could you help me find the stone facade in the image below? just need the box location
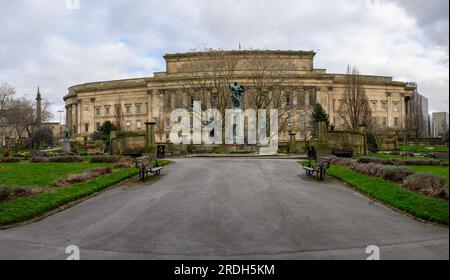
[64,50,418,142]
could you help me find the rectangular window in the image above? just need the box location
[212,95,219,107]
[285,96,291,107]
[137,121,142,130]
[154,118,159,128]
[261,95,267,107]
[166,134,170,142]
[394,117,399,127]
[393,102,399,112]
[96,122,100,131]
[287,116,293,124]
[371,100,377,112]
[126,121,131,130]
[95,107,101,116]
[105,106,110,115]
[136,104,141,114]
[381,101,387,112]
[125,105,131,114]
[339,100,345,111]
[165,117,171,128]
[85,123,89,132]
[300,115,306,124]
[115,105,120,114]
[382,117,387,126]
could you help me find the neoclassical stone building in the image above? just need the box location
[64,50,420,142]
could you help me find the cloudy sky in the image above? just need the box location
[0,0,448,121]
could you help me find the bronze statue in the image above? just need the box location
[229,82,245,109]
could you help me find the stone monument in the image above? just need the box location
[62,127,71,153]
[227,82,246,144]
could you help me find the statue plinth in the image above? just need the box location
[62,139,71,153]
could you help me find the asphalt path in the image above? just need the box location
[0,158,448,259]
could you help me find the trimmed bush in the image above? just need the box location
[431,152,449,159]
[54,167,113,187]
[403,158,441,166]
[0,187,10,202]
[0,186,33,203]
[376,165,415,182]
[328,156,356,168]
[0,157,21,163]
[48,156,83,163]
[114,160,133,169]
[30,157,50,163]
[90,156,120,163]
[402,173,449,199]
[331,157,415,183]
[30,151,49,158]
[357,157,442,166]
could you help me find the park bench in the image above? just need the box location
[302,157,331,181]
[135,157,163,181]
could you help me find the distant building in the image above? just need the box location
[418,94,430,137]
[432,112,449,138]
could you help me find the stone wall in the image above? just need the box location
[327,131,366,156]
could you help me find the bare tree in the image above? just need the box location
[4,98,33,142]
[244,54,302,134]
[0,82,15,118]
[32,126,54,149]
[113,103,125,131]
[180,48,239,119]
[340,66,372,130]
[4,97,53,142]
[406,92,424,145]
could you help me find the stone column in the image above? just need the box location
[289,131,296,154]
[359,124,368,156]
[386,92,392,128]
[91,98,96,134]
[110,129,117,155]
[145,121,157,156]
[77,101,82,135]
[316,121,330,158]
[327,87,334,126]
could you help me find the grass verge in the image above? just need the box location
[0,168,139,226]
[406,165,449,181]
[400,145,448,153]
[0,162,114,187]
[326,165,449,225]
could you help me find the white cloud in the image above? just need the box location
[0,0,448,121]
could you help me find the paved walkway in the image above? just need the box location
[0,158,448,259]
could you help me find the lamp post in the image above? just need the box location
[57,110,64,124]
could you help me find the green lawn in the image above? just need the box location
[400,145,448,153]
[326,165,449,225]
[0,159,172,226]
[368,153,408,159]
[0,168,139,225]
[0,162,113,188]
[407,165,449,181]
